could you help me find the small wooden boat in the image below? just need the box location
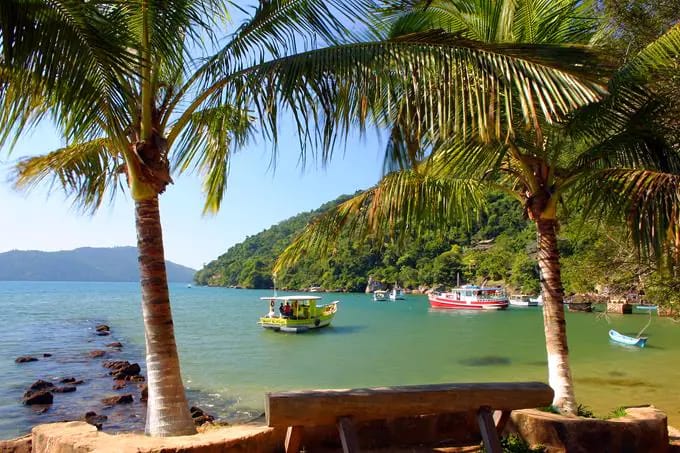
[388,288,405,301]
[259,296,338,333]
[608,329,647,348]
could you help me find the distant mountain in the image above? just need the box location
[0,247,195,282]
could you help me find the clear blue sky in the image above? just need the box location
[0,120,386,270]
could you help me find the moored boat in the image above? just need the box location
[258,295,338,333]
[373,290,388,302]
[428,285,508,310]
[388,288,405,301]
[609,329,647,347]
[509,294,538,307]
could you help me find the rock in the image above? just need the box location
[95,324,110,332]
[0,434,32,453]
[112,380,127,390]
[95,331,110,336]
[103,360,129,369]
[59,377,84,385]
[140,384,148,402]
[42,353,52,358]
[53,386,77,393]
[84,411,108,430]
[23,390,53,405]
[106,342,123,348]
[110,363,141,379]
[124,374,145,382]
[28,380,54,391]
[190,406,215,426]
[15,356,38,363]
[36,407,49,414]
[101,394,133,405]
[89,350,106,358]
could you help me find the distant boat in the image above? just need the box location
[429,285,509,310]
[308,286,322,293]
[636,305,657,311]
[186,284,192,288]
[373,290,388,302]
[609,329,647,348]
[388,288,405,301]
[258,295,338,333]
[509,294,538,307]
[529,294,543,305]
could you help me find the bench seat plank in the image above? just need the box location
[266,382,552,427]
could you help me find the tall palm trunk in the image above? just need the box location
[135,197,196,436]
[536,218,577,415]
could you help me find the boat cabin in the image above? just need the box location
[259,295,339,333]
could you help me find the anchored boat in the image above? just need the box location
[389,288,405,301]
[373,290,388,302]
[429,285,509,310]
[608,329,647,348]
[509,294,538,307]
[258,295,338,333]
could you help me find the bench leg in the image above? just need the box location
[494,409,511,435]
[337,416,360,453]
[285,425,304,453]
[477,406,503,453]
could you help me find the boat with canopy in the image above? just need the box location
[258,295,338,333]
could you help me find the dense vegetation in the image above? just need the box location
[195,192,624,294]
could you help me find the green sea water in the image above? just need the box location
[1,281,678,439]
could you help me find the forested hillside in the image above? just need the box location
[196,192,549,292]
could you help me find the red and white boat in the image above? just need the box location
[429,285,509,310]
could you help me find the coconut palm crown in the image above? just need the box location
[273,4,680,415]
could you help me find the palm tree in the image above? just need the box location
[273,7,680,414]
[2,0,621,432]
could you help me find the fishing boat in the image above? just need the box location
[258,295,338,333]
[388,287,405,301]
[529,294,543,305]
[509,294,538,307]
[608,329,647,348]
[428,285,509,310]
[373,290,388,302]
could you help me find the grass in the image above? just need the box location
[500,435,545,453]
[538,404,626,420]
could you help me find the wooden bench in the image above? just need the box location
[265,381,553,453]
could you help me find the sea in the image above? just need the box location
[1,281,679,439]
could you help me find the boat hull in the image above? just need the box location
[509,300,538,307]
[259,302,338,333]
[609,329,647,347]
[428,295,508,310]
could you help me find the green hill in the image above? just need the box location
[195,192,542,292]
[0,246,195,282]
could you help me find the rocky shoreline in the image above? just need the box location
[11,322,215,437]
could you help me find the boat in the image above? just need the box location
[609,329,647,347]
[428,285,509,310]
[373,290,388,302]
[509,294,538,307]
[258,295,338,333]
[388,288,405,301]
[308,286,322,292]
[186,284,192,288]
[529,294,543,305]
[636,304,658,311]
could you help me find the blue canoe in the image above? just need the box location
[609,329,647,348]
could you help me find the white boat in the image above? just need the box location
[509,294,538,307]
[388,288,405,301]
[429,285,509,310]
[529,294,543,305]
[609,329,647,347]
[373,290,388,302]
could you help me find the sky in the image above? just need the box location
[0,121,386,270]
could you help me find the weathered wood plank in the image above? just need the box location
[478,407,502,453]
[266,382,552,427]
[285,425,303,453]
[337,416,360,453]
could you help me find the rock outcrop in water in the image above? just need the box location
[14,356,38,363]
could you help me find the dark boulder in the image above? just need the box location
[88,350,106,358]
[112,380,127,390]
[42,353,52,358]
[84,411,108,430]
[28,380,54,391]
[190,406,215,426]
[101,394,133,405]
[59,377,84,385]
[95,324,110,332]
[23,390,53,405]
[52,386,76,393]
[15,356,38,364]
[106,342,123,348]
[95,331,110,336]
[140,384,148,402]
[111,363,141,379]
[103,360,129,369]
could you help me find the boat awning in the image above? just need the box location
[260,295,322,301]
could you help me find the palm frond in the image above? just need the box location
[12,138,125,213]
[171,104,255,214]
[274,168,484,273]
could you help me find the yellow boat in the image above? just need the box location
[258,295,339,333]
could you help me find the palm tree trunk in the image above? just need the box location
[135,196,196,436]
[536,218,577,415]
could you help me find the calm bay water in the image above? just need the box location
[1,281,679,439]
